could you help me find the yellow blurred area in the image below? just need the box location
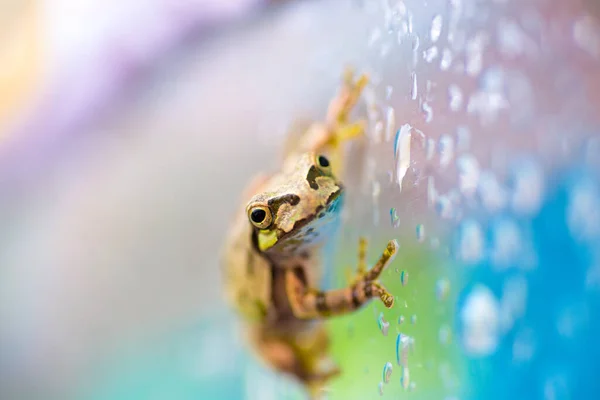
[0,1,41,134]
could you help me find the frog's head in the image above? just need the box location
[246,152,344,254]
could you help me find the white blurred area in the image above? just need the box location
[0,1,383,398]
[1,0,600,399]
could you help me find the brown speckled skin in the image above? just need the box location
[221,71,398,399]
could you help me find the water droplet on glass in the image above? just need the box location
[422,102,433,123]
[456,126,471,152]
[430,14,443,43]
[398,315,405,325]
[424,46,439,63]
[460,285,499,356]
[509,159,544,216]
[573,15,600,59]
[411,314,417,325]
[436,278,450,301]
[466,32,489,76]
[457,154,480,197]
[426,138,436,161]
[439,134,454,168]
[378,312,390,336]
[448,84,463,111]
[457,219,484,264]
[478,171,508,212]
[378,381,384,396]
[567,179,600,241]
[439,325,452,345]
[382,362,393,384]
[440,48,453,70]
[400,270,409,286]
[427,176,438,207]
[400,366,410,390]
[411,72,418,100]
[490,218,522,268]
[396,333,415,367]
[409,381,417,391]
[412,35,420,51]
[416,224,425,242]
[390,207,400,228]
[368,27,382,47]
[374,120,384,143]
[394,124,413,192]
[386,85,393,100]
[498,19,525,58]
[386,106,396,141]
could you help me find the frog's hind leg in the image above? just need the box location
[295,327,341,399]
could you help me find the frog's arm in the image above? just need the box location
[284,240,398,319]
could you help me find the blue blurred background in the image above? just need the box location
[0,0,599,399]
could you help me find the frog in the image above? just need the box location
[221,70,398,399]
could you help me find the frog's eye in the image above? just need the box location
[248,205,273,229]
[315,154,331,173]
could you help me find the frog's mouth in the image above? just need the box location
[273,187,344,250]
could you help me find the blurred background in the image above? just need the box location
[0,0,599,399]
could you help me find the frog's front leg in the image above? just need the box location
[285,240,398,319]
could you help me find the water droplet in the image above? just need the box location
[394,124,413,192]
[386,106,396,141]
[567,179,600,241]
[373,120,384,143]
[411,72,418,100]
[509,159,544,216]
[512,328,535,363]
[438,134,454,167]
[456,126,471,152]
[440,48,453,70]
[430,14,443,43]
[436,278,450,301]
[400,366,410,390]
[427,176,438,207]
[490,218,522,268]
[416,224,426,242]
[448,84,463,111]
[466,32,489,76]
[378,381,384,396]
[498,19,525,58]
[411,314,417,324]
[457,219,484,264]
[386,85,393,100]
[426,138,436,161]
[412,35,420,51]
[478,171,508,212]
[400,270,409,286]
[378,312,390,336]
[439,325,452,345]
[409,381,416,391]
[398,315,405,325]
[457,154,480,197]
[460,285,499,356]
[368,27,382,47]
[396,333,414,367]
[422,102,433,123]
[424,46,439,63]
[573,15,600,59]
[382,362,393,384]
[390,208,400,228]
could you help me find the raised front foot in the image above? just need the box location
[347,237,398,309]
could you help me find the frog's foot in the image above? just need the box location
[349,238,398,309]
[326,68,369,126]
[303,359,341,400]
